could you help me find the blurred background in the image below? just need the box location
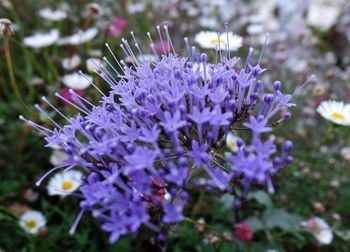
[1,0,350,251]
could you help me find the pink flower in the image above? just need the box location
[59,88,83,103]
[141,176,168,207]
[155,40,171,54]
[151,176,167,202]
[107,17,128,38]
[314,97,325,107]
[235,221,253,242]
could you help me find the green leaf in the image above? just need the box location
[249,242,287,252]
[263,208,303,231]
[334,230,350,241]
[247,216,265,232]
[219,193,234,212]
[249,191,273,209]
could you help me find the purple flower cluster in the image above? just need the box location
[227,115,293,198]
[22,25,299,242]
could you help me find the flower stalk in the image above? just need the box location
[1,18,30,112]
[315,124,334,150]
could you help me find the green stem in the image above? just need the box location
[3,33,31,113]
[184,217,215,230]
[315,124,334,150]
[43,48,58,82]
[344,126,350,144]
[191,188,205,217]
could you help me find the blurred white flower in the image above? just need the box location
[317,100,350,126]
[23,29,59,48]
[49,144,62,150]
[285,57,308,73]
[198,0,240,25]
[307,0,346,31]
[30,76,44,86]
[340,147,350,161]
[127,2,145,14]
[61,55,81,70]
[195,31,242,51]
[302,217,333,244]
[86,58,102,72]
[50,150,68,166]
[83,3,103,19]
[250,0,279,33]
[226,132,241,152]
[313,84,326,97]
[88,49,103,57]
[276,0,308,38]
[192,63,211,82]
[247,24,265,35]
[182,2,199,17]
[198,17,218,29]
[38,7,67,21]
[137,54,157,63]
[1,0,13,9]
[19,210,46,234]
[47,170,82,196]
[58,27,98,45]
[62,72,92,90]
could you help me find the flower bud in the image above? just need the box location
[263,94,274,104]
[273,81,281,91]
[283,112,291,119]
[200,53,208,62]
[286,156,293,164]
[283,141,293,152]
[0,18,14,36]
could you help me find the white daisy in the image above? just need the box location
[58,27,98,45]
[226,132,241,152]
[19,210,46,234]
[47,170,83,196]
[301,217,333,244]
[38,7,67,21]
[195,31,242,51]
[61,55,81,70]
[23,29,59,49]
[50,150,68,166]
[62,72,92,90]
[316,100,350,126]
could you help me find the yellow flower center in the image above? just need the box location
[25,219,37,229]
[62,181,73,190]
[210,38,225,44]
[228,140,237,147]
[331,112,345,121]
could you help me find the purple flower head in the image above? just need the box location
[22,23,302,243]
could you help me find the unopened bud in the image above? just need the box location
[84,3,102,18]
[0,18,14,36]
